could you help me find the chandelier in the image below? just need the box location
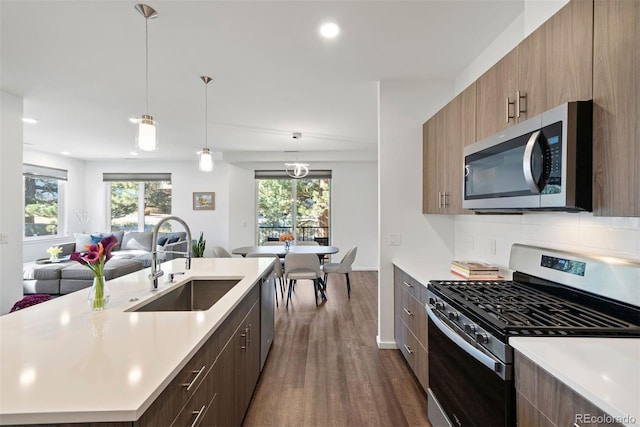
[285,132,309,179]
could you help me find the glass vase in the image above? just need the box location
[285,240,291,251]
[88,275,110,311]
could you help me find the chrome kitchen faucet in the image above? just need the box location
[149,216,192,289]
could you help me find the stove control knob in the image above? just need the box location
[475,332,489,344]
[447,311,459,321]
[434,301,445,310]
[464,324,476,334]
[428,297,436,305]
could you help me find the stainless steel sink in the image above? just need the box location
[130,279,241,312]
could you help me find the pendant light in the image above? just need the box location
[285,132,309,179]
[198,76,214,172]
[135,4,158,152]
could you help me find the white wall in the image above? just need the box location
[377,79,456,348]
[231,161,378,270]
[83,159,230,257]
[452,0,640,266]
[0,91,24,314]
[22,150,86,262]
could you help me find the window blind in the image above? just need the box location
[23,164,68,181]
[254,170,332,179]
[102,173,171,182]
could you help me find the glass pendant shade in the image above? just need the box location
[198,148,213,172]
[285,162,309,179]
[136,114,158,151]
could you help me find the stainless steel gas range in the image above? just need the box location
[426,244,640,427]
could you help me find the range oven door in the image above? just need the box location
[426,305,515,427]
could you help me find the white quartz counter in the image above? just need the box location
[392,258,511,287]
[511,337,640,427]
[0,257,273,425]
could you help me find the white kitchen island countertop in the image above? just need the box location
[511,337,640,427]
[0,257,273,425]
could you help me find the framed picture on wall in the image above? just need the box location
[193,192,215,210]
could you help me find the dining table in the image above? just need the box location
[232,245,340,258]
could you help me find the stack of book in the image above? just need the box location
[451,260,501,280]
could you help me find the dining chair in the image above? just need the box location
[296,241,319,246]
[263,241,284,246]
[322,246,357,298]
[284,253,326,307]
[211,246,232,258]
[246,252,284,306]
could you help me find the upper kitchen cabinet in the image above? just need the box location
[476,0,593,141]
[593,0,640,217]
[423,83,475,214]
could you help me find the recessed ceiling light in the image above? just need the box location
[22,117,38,124]
[129,151,139,156]
[319,22,340,39]
[129,117,139,124]
[61,151,71,156]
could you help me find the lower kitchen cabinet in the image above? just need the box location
[136,285,261,427]
[514,351,623,427]
[394,266,428,392]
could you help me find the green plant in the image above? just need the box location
[192,232,206,258]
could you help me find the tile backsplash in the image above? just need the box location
[454,213,640,270]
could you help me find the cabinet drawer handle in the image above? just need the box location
[402,281,413,288]
[240,332,247,350]
[505,97,515,123]
[443,192,449,208]
[182,365,206,391]
[246,326,251,345]
[404,344,414,354]
[403,308,413,316]
[190,404,207,427]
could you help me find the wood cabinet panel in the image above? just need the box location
[543,0,593,108]
[515,351,623,427]
[593,0,640,217]
[476,48,518,140]
[517,25,546,121]
[423,83,475,214]
[394,267,429,393]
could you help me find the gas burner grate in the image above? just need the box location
[430,280,640,334]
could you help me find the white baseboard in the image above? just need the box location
[376,335,398,349]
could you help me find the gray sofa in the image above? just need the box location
[23,230,189,295]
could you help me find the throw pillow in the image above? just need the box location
[121,231,154,251]
[167,236,180,245]
[157,236,169,247]
[90,233,102,244]
[75,233,93,251]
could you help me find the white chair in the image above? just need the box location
[263,241,284,246]
[296,241,319,246]
[211,246,232,258]
[246,252,284,306]
[322,246,357,298]
[284,253,326,307]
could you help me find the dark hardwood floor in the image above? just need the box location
[243,271,430,427]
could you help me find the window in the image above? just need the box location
[255,170,331,245]
[23,164,67,238]
[103,173,172,232]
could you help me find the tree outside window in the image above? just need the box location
[109,181,172,232]
[24,176,60,237]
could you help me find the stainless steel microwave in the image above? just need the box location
[463,101,592,212]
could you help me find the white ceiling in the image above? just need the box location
[1,0,523,162]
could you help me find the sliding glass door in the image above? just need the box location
[256,171,331,245]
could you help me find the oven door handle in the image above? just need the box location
[426,304,501,373]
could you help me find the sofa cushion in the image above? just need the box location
[23,279,60,295]
[23,262,68,280]
[121,231,153,252]
[61,258,142,281]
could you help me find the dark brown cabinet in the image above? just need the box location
[593,0,640,217]
[393,266,428,391]
[135,285,261,427]
[422,83,475,214]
